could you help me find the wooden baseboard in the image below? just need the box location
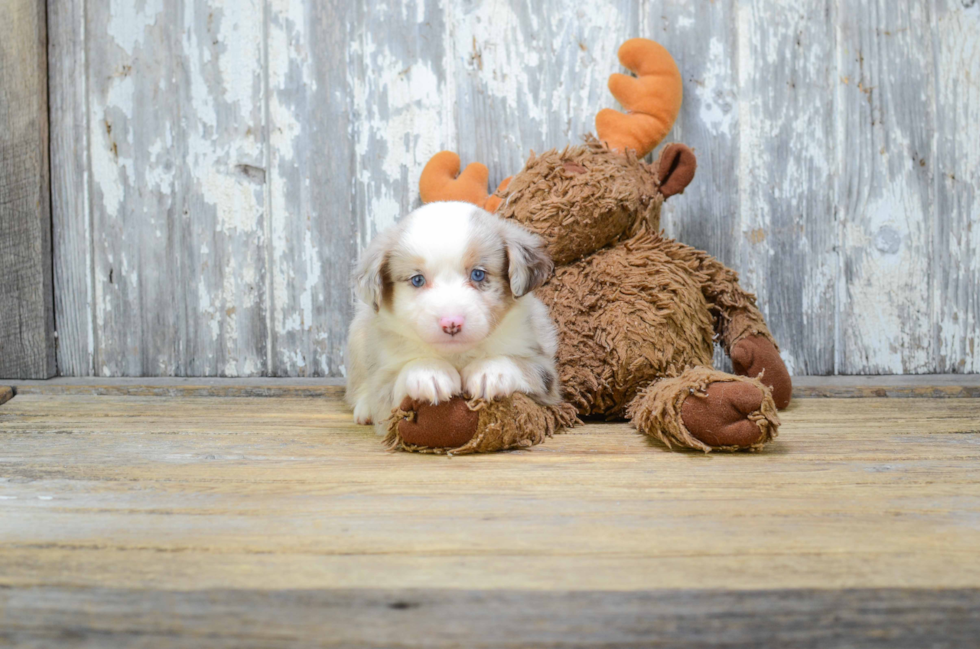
[4,375,979,399]
[791,374,980,398]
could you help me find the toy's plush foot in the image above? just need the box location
[680,380,773,448]
[731,335,792,409]
[628,367,780,452]
[384,394,578,455]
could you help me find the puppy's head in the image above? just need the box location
[355,202,552,352]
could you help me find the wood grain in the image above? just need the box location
[267,0,356,376]
[2,587,978,648]
[47,0,93,377]
[80,0,271,376]
[0,0,55,379]
[1,393,980,592]
[1,389,979,644]
[932,0,980,374]
[837,1,936,373]
[83,0,176,375]
[736,1,836,376]
[173,0,270,377]
[349,0,456,240]
[453,0,638,186]
[46,3,980,376]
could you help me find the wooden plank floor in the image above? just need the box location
[1,384,980,647]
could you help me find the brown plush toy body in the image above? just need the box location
[385,39,791,455]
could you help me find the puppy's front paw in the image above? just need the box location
[352,400,373,425]
[395,359,462,405]
[462,358,527,401]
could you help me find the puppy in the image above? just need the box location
[345,201,560,428]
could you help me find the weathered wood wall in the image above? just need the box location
[0,0,55,379]
[48,0,980,377]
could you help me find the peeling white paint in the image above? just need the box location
[107,0,165,52]
[90,74,136,220]
[55,0,980,377]
[694,38,736,137]
[268,94,301,169]
[933,2,980,373]
[215,1,264,111]
[834,1,939,374]
[351,19,449,234]
[455,1,542,120]
[841,188,932,372]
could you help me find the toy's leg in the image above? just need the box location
[628,367,780,452]
[384,394,578,456]
[730,335,792,408]
[689,252,792,409]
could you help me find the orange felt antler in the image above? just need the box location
[419,151,511,212]
[595,38,683,159]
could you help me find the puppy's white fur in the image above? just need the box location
[345,202,560,428]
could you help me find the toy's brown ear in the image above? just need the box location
[657,143,696,199]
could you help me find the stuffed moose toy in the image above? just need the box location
[384,38,792,455]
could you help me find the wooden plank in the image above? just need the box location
[266,0,355,376]
[645,1,739,264]
[790,374,980,398]
[349,0,455,240]
[932,1,980,373]
[1,394,979,593]
[837,2,936,373]
[84,0,178,375]
[48,0,94,377]
[735,1,836,375]
[173,0,270,376]
[453,0,639,189]
[1,587,978,648]
[81,1,269,376]
[0,0,55,379]
[6,375,980,399]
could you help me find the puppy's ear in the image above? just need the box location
[502,221,553,297]
[354,230,394,311]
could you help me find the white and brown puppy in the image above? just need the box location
[345,201,560,428]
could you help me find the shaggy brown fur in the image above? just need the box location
[513,140,786,452]
[497,137,662,266]
[539,231,716,417]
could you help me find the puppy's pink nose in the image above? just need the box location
[439,315,465,336]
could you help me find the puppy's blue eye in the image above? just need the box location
[470,269,486,282]
[410,275,425,288]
